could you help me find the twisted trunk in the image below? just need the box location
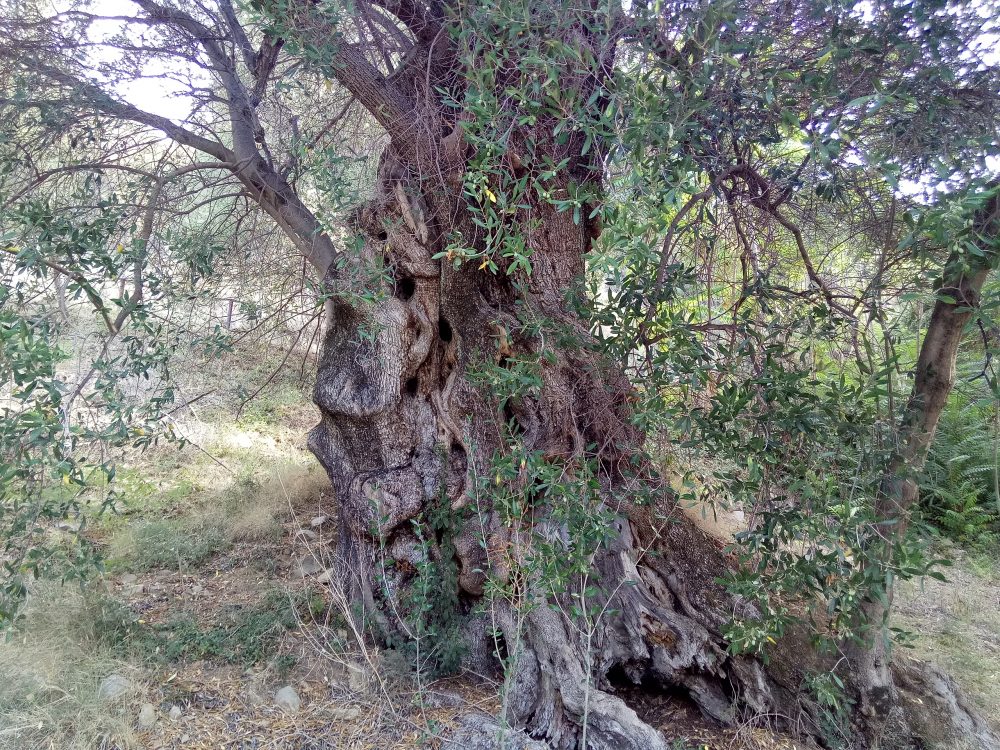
[306,143,802,748]
[303,14,1000,750]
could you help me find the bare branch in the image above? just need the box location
[219,0,258,71]
[18,59,235,162]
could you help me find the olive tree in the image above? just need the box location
[2,0,999,747]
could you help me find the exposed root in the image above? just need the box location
[894,658,1000,750]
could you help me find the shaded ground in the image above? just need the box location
[684,497,1000,741]
[2,360,997,749]
[895,548,1000,725]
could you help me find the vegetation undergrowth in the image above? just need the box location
[90,588,326,670]
[0,583,143,750]
[920,377,1000,547]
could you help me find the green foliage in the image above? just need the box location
[921,387,1000,545]
[397,522,466,679]
[0,196,225,622]
[804,670,854,749]
[0,274,109,623]
[109,518,229,573]
[1,3,999,735]
[94,589,326,668]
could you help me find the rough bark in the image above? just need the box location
[305,32,785,746]
[299,28,805,750]
[299,5,1000,746]
[307,156,799,748]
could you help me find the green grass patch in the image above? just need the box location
[95,589,328,669]
[107,516,228,572]
[236,381,310,428]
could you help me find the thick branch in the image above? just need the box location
[369,0,441,40]
[328,43,426,163]
[219,0,259,72]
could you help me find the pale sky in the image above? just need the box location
[76,0,205,120]
[70,0,999,194]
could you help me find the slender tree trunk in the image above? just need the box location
[54,273,69,324]
[854,186,1000,741]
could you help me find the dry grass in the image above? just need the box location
[0,581,496,750]
[105,411,331,573]
[895,548,1000,727]
[0,583,146,750]
[0,391,344,749]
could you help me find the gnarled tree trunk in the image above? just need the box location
[302,9,1000,750]
[305,32,795,750]
[307,156,798,749]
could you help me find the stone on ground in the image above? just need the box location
[97,673,130,702]
[329,706,362,720]
[346,663,368,693]
[295,555,323,577]
[274,685,301,713]
[447,713,549,750]
[138,702,157,728]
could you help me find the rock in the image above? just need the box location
[274,685,301,713]
[168,705,183,721]
[120,573,138,585]
[137,703,157,728]
[423,690,463,708]
[447,713,549,750]
[295,555,323,577]
[329,706,362,721]
[346,663,367,693]
[315,568,334,584]
[310,515,328,527]
[97,674,130,702]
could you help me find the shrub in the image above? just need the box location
[920,387,999,546]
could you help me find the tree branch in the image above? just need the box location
[368,0,440,41]
[20,59,235,162]
[219,0,258,71]
[328,42,425,162]
[768,206,856,319]
[638,167,738,342]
